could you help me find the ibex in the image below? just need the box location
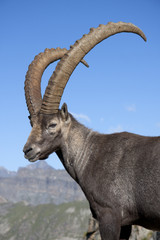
[23,22,160,240]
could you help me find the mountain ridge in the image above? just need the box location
[0,161,85,205]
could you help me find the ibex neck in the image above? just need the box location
[58,115,93,181]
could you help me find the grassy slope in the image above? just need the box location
[0,201,90,240]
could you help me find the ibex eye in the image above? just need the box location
[48,123,57,128]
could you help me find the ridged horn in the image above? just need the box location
[25,48,89,117]
[40,22,146,114]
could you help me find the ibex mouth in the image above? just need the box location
[24,150,40,162]
[28,153,40,162]
[28,153,49,162]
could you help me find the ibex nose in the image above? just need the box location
[23,146,33,155]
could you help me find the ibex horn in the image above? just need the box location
[25,48,89,117]
[40,22,146,114]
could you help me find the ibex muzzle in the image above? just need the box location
[23,22,151,240]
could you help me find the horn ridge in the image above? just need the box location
[40,21,146,114]
[25,48,68,116]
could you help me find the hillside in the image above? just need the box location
[0,201,90,240]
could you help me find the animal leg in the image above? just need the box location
[120,225,132,240]
[98,208,121,240]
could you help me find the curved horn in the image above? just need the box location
[25,48,68,116]
[40,22,146,114]
[25,48,89,117]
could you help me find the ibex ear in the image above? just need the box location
[60,103,69,121]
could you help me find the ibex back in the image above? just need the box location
[23,22,159,240]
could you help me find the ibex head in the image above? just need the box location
[23,22,146,163]
[23,103,70,162]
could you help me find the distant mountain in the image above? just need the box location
[25,161,52,170]
[0,161,85,205]
[0,167,16,178]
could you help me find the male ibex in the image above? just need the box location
[23,22,160,240]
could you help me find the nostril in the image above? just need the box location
[24,147,33,155]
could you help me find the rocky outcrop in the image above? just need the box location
[84,216,155,240]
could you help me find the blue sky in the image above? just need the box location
[0,0,160,171]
